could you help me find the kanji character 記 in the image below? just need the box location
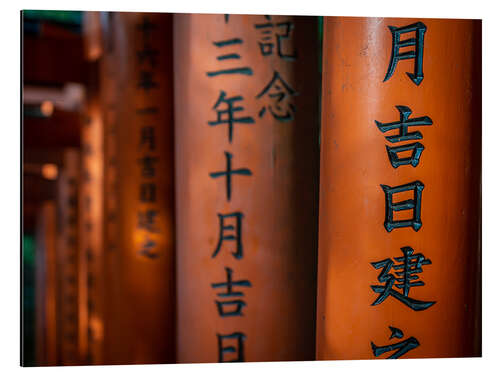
[254,15,297,60]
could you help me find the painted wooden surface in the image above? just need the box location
[174,13,320,363]
[316,17,481,360]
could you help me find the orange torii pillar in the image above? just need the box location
[96,11,122,365]
[55,149,81,365]
[316,17,481,360]
[79,63,105,364]
[174,14,320,363]
[35,202,58,366]
[106,12,176,364]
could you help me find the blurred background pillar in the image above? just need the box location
[97,12,122,365]
[55,149,80,365]
[79,62,105,364]
[174,14,320,363]
[316,17,481,360]
[34,202,58,366]
[104,12,176,364]
[25,10,177,365]
[23,11,86,366]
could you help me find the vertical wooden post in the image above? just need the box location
[98,12,122,365]
[56,149,80,364]
[80,12,106,365]
[174,14,320,363]
[316,17,481,360]
[79,64,105,364]
[108,12,176,364]
[35,201,58,366]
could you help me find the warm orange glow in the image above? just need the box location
[41,163,58,180]
[87,45,102,62]
[89,316,104,341]
[40,100,54,117]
